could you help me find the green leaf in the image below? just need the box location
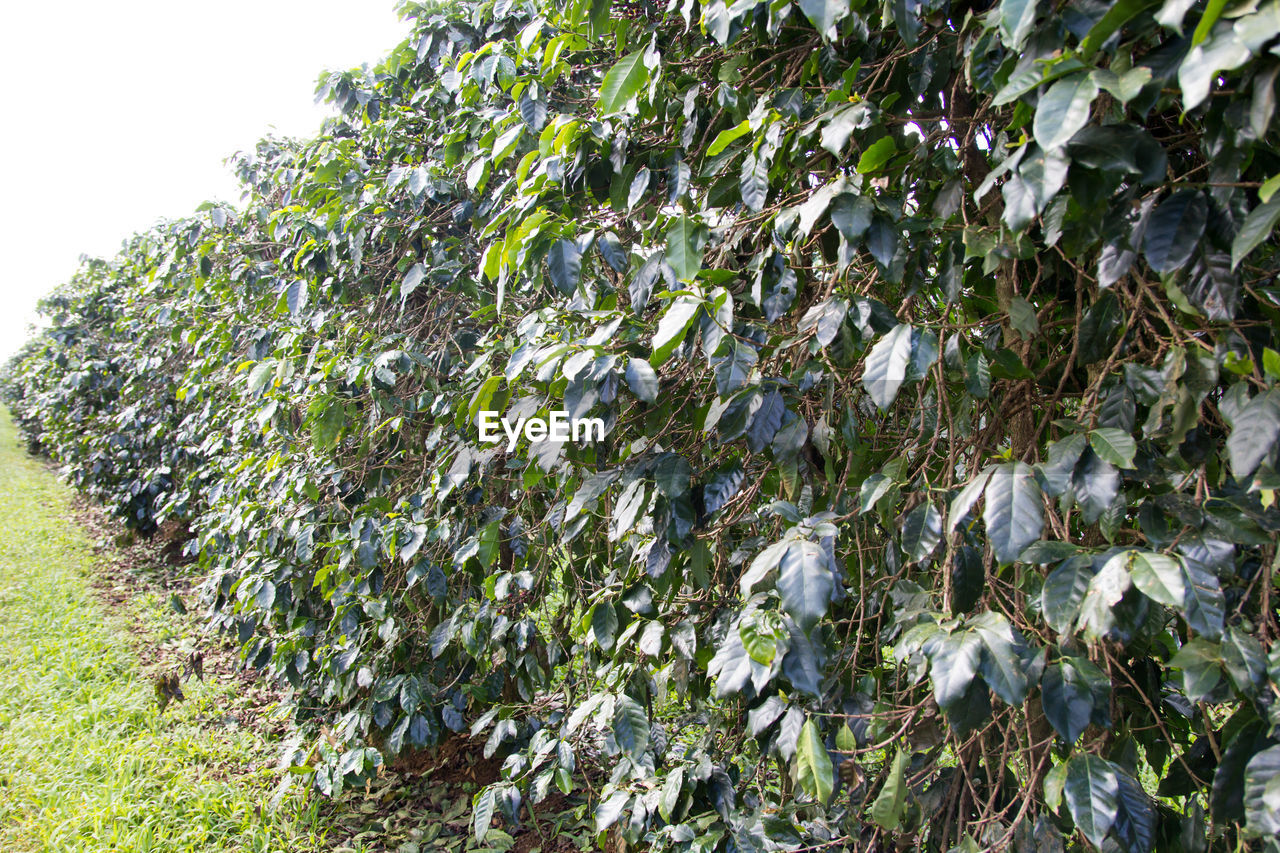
[1042,656,1109,744]
[595,789,630,832]
[1182,250,1239,321]
[794,720,834,804]
[983,345,1034,379]
[871,749,909,830]
[747,388,784,451]
[546,239,581,295]
[628,167,651,210]
[1179,27,1251,110]
[590,602,618,650]
[702,464,745,514]
[1169,638,1222,701]
[889,0,921,46]
[1235,2,1280,53]
[1033,74,1099,150]
[1077,292,1125,365]
[856,136,897,174]
[993,58,1088,106]
[624,358,659,403]
[924,629,982,708]
[1008,296,1039,339]
[983,462,1044,565]
[564,470,619,524]
[998,0,1038,50]
[1071,449,1120,524]
[798,0,851,39]
[1003,146,1069,232]
[400,263,426,299]
[1156,0,1198,32]
[1077,556,1131,640]
[708,628,754,698]
[653,453,692,497]
[949,466,995,531]
[1093,65,1153,103]
[1231,195,1280,270]
[1089,428,1136,468]
[761,261,798,322]
[971,611,1031,706]
[1223,626,1267,694]
[900,502,942,563]
[964,351,991,399]
[610,479,647,541]
[830,193,874,243]
[777,540,833,632]
[651,295,701,365]
[598,49,653,114]
[1260,173,1280,204]
[519,91,547,131]
[1041,556,1093,635]
[1079,0,1160,58]
[707,120,751,156]
[1127,551,1185,608]
[740,154,770,213]
[284,279,309,315]
[800,297,849,347]
[1244,745,1280,837]
[247,361,275,395]
[613,694,650,757]
[1112,769,1157,853]
[1265,347,1280,379]
[1226,389,1280,479]
[310,397,346,450]
[1144,190,1208,274]
[1181,551,1225,640]
[740,616,780,665]
[713,338,757,396]
[665,216,706,282]
[868,217,899,266]
[473,785,498,843]
[659,767,684,822]
[1063,754,1120,849]
[820,104,867,156]
[1045,762,1068,812]
[862,323,913,411]
[951,547,986,613]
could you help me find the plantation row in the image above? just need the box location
[7,0,1280,849]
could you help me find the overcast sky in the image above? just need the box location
[0,1,408,358]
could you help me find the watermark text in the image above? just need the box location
[478,410,604,452]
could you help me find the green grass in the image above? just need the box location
[0,410,353,853]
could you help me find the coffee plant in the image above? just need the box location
[7,0,1280,848]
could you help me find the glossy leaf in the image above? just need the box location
[862,324,913,411]
[777,540,834,632]
[1233,196,1280,269]
[1144,191,1208,274]
[1033,75,1099,150]
[870,749,908,830]
[598,49,652,114]
[983,462,1044,565]
[1063,754,1120,849]
[1226,390,1280,479]
[794,720,834,804]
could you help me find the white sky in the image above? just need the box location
[0,0,409,358]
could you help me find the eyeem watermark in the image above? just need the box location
[478,410,605,452]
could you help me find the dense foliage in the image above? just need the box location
[8,0,1280,848]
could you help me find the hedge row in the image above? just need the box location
[7,0,1280,849]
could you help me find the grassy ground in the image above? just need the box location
[0,409,595,853]
[0,410,346,853]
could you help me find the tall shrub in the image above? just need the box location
[7,0,1280,848]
